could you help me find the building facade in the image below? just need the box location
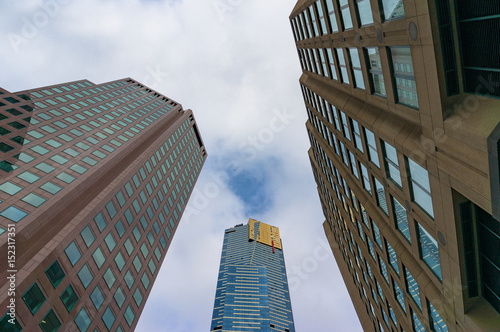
[290,0,499,331]
[210,219,295,332]
[0,78,207,331]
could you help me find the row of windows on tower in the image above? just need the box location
[298,46,419,109]
[291,0,405,41]
[311,147,447,332]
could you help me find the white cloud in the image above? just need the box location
[0,0,363,331]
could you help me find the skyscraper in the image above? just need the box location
[290,1,499,331]
[210,218,295,332]
[0,78,207,331]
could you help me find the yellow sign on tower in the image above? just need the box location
[248,218,282,250]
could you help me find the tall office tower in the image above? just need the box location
[210,219,295,332]
[290,0,499,331]
[0,78,207,331]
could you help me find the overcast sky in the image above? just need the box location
[1,0,362,331]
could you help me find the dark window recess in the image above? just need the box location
[17,94,31,101]
[477,205,500,314]
[4,97,19,104]
[6,108,22,116]
[456,0,500,97]
[21,105,34,112]
[435,0,459,96]
[460,199,500,313]
[460,202,478,297]
[0,143,14,153]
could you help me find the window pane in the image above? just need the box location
[92,247,106,269]
[75,308,91,332]
[356,0,373,25]
[408,158,434,218]
[39,309,61,332]
[114,287,126,308]
[65,241,81,266]
[103,267,116,289]
[429,301,448,332]
[45,260,65,288]
[374,177,389,215]
[349,48,365,89]
[78,264,93,289]
[381,0,405,21]
[90,285,105,310]
[390,47,418,108]
[60,284,79,313]
[405,267,421,309]
[22,282,46,314]
[80,226,95,248]
[392,197,411,242]
[102,307,116,331]
[124,306,135,327]
[418,223,442,280]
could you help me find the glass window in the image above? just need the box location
[429,301,448,331]
[381,0,405,21]
[124,305,135,327]
[359,162,371,195]
[390,47,418,108]
[22,282,46,314]
[75,307,91,332]
[115,251,126,271]
[115,219,125,238]
[94,212,107,232]
[408,158,434,218]
[365,47,386,96]
[338,0,353,29]
[40,181,61,194]
[364,127,380,167]
[349,48,365,89]
[315,0,327,35]
[374,177,389,215]
[418,223,442,280]
[105,200,117,219]
[148,259,156,274]
[392,197,411,242]
[65,241,82,266]
[356,0,373,25]
[133,255,142,273]
[339,111,351,140]
[90,285,105,310]
[124,270,134,289]
[0,182,22,195]
[56,172,75,183]
[140,242,149,259]
[60,284,78,313]
[104,232,116,252]
[114,287,126,308]
[77,264,93,289]
[17,171,40,183]
[92,247,106,269]
[141,272,150,289]
[372,220,382,248]
[382,140,402,187]
[103,267,116,289]
[0,206,28,222]
[379,255,389,284]
[45,260,65,288]
[324,0,339,33]
[102,306,116,331]
[124,238,134,256]
[393,279,406,312]
[39,309,61,332]
[116,190,126,207]
[22,193,46,207]
[326,49,338,80]
[405,267,421,309]
[386,240,399,274]
[351,119,364,152]
[308,5,319,37]
[336,48,350,84]
[80,226,95,248]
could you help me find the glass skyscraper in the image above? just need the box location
[210,219,295,332]
[0,78,206,331]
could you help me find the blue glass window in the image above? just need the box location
[65,241,81,266]
[75,307,91,332]
[418,223,442,280]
